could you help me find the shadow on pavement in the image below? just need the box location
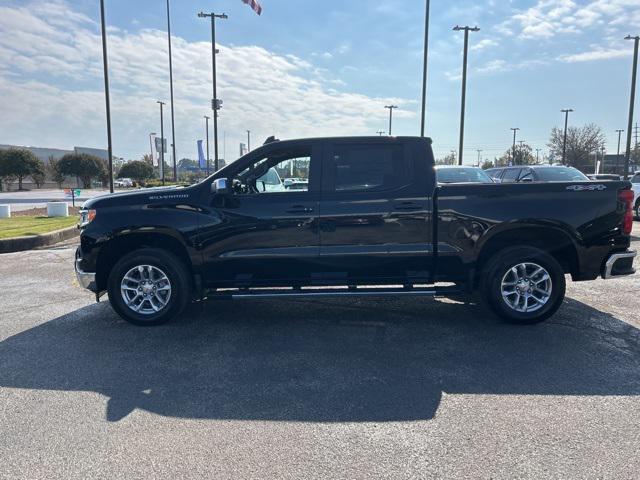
[0,296,638,422]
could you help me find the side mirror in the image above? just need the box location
[211,178,229,194]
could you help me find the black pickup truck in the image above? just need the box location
[75,136,636,326]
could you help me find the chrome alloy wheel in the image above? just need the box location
[120,265,172,315]
[500,262,552,313]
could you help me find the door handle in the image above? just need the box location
[394,202,422,211]
[286,206,314,214]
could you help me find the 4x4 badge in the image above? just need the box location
[566,184,607,192]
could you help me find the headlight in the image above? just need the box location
[78,209,97,228]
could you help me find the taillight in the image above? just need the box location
[619,189,634,235]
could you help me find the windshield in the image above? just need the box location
[436,168,493,184]
[534,167,589,182]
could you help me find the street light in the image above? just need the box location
[453,25,480,165]
[166,0,177,182]
[247,130,251,152]
[157,101,166,185]
[204,116,210,176]
[510,128,520,165]
[476,149,482,167]
[624,35,639,179]
[561,108,574,165]
[198,11,228,172]
[99,0,114,193]
[385,105,398,136]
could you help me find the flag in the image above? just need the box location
[242,0,262,15]
[149,133,158,167]
[197,140,206,169]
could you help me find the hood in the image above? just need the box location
[81,186,194,209]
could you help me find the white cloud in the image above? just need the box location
[558,47,632,62]
[470,38,499,52]
[0,1,414,160]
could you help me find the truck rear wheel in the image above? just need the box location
[107,248,191,326]
[481,246,566,324]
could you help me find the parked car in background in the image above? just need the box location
[435,166,494,184]
[114,178,133,188]
[588,174,622,181]
[490,166,589,183]
[631,172,640,218]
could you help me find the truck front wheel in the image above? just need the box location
[481,246,566,324]
[107,248,191,326]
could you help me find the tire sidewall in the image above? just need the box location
[107,249,190,326]
[482,246,566,324]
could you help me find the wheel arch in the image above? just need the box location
[96,231,194,292]
[474,225,579,287]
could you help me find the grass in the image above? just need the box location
[0,216,77,240]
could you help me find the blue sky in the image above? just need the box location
[0,0,639,163]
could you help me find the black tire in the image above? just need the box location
[480,246,566,325]
[107,248,191,326]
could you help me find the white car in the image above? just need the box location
[631,172,640,218]
[257,167,286,193]
[114,178,133,188]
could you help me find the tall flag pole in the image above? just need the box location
[242,0,263,15]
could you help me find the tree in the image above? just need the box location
[58,153,106,189]
[547,123,605,171]
[436,152,456,165]
[118,160,154,185]
[496,142,537,167]
[178,158,200,171]
[2,148,44,190]
[480,160,494,170]
[0,150,12,191]
[47,157,67,188]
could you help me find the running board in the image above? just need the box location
[207,285,462,300]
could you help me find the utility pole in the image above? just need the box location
[453,25,480,166]
[157,101,166,185]
[476,149,482,167]
[204,115,210,176]
[510,127,520,165]
[247,130,251,152]
[99,0,114,193]
[376,130,386,136]
[616,129,624,175]
[166,0,177,182]
[385,105,398,136]
[561,108,574,166]
[199,11,228,172]
[420,0,430,137]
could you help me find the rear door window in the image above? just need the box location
[329,144,409,193]
[501,168,522,183]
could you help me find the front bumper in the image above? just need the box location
[602,250,636,279]
[74,249,97,292]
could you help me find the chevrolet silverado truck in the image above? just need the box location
[75,136,636,326]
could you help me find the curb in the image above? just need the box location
[0,226,79,254]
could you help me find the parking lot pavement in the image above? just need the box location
[0,239,639,479]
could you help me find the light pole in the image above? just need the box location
[616,129,624,175]
[476,149,482,167]
[624,35,639,179]
[157,101,166,185]
[420,0,430,137]
[247,130,251,152]
[561,108,573,166]
[385,105,398,136]
[198,11,228,172]
[376,130,386,136]
[453,25,480,166]
[510,128,520,165]
[99,0,114,193]
[204,116,210,176]
[166,0,177,182]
